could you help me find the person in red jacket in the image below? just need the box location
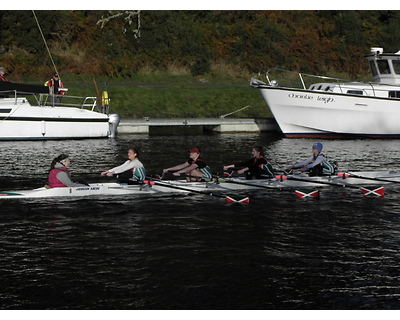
[45,73,65,106]
[48,154,87,188]
[0,67,9,82]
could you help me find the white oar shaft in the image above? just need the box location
[339,173,400,184]
[145,177,248,203]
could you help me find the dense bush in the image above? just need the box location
[1,10,400,80]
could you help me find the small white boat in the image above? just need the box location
[0,81,119,140]
[1,171,399,200]
[250,47,400,138]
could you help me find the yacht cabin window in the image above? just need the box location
[389,91,400,98]
[377,60,391,74]
[347,90,363,95]
[392,60,400,75]
[369,60,378,76]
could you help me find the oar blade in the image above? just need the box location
[238,197,250,204]
[225,196,250,204]
[360,186,385,198]
[295,189,320,199]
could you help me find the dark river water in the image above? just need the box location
[1,133,400,310]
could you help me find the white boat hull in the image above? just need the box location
[0,99,110,139]
[0,183,172,199]
[255,86,400,138]
[1,172,399,199]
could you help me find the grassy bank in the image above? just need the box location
[40,73,273,119]
[99,83,270,119]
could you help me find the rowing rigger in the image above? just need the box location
[144,177,249,204]
[276,173,390,198]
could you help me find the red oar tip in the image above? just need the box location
[225,196,250,204]
[238,197,250,204]
[338,173,350,178]
[295,189,320,199]
[360,186,384,198]
[275,175,288,180]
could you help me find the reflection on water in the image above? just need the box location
[2,134,400,309]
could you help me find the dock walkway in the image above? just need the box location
[118,118,279,134]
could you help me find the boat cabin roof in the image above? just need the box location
[365,47,400,85]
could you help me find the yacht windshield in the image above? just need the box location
[377,60,391,74]
[369,60,378,76]
[393,60,400,74]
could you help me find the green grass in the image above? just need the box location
[61,76,272,119]
[104,84,270,118]
[23,73,273,119]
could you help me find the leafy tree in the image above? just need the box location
[1,10,399,80]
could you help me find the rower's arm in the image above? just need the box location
[176,163,198,174]
[57,171,86,187]
[164,162,188,172]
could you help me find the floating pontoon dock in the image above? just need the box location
[118,118,279,134]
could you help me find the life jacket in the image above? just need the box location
[48,168,69,188]
[45,79,65,95]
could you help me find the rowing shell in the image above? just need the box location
[0,180,248,199]
[1,171,399,199]
[0,183,155,199]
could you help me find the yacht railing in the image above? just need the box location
[263,68,353,90]
[255,68,400,98]
[0,90,109,114]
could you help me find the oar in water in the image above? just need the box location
[276,175,385,198]
[144,177,249,204]
[338,172,400,184]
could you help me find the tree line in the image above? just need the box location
[1,10,400,80]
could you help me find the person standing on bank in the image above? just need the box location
[45,73,65,106]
